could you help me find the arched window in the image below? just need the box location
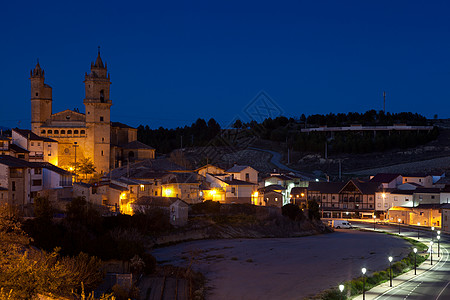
[74,130,79,134]
[100,90,105,103]
[80,130,85,135]
[61,130,65,134]
[67,130,72,134]
[41,130,46,134]
[54,130,59,134]
[48,130,52,134]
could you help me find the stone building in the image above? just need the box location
[30,51,155,175]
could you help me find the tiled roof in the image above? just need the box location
[133,196,179,207]
[227,165,252,173]
[0,155,33,167]
[218,177,256,186]
[370,173,401,183]
[9,144,29,153]
[121,140,155,150]
[307,181,346,193]
[13,128,57,142]
[111,122,135,129]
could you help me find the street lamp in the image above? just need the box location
[413,248,417,275]
[346,211,349,221]
[430,241,434,265]
[373,215,376,230]
[339,284,344,300]
[437,235,441,258]
[432,227,435,242]
[398,218,401,235]
[388,256,393,287]
[362,268,367,300]
[417,222,420,239]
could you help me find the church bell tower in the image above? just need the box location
[30,61,52,134]
[83,48,112,174]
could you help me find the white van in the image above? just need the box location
[331,220,352,229]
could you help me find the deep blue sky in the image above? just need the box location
[1,0,450,129]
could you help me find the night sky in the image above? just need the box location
[2,0,450,130]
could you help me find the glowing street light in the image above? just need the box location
[437,235,441,257]
[339,284,345,300]
[432,227,435,242]
[413,248,417,275]
[362,268,367,300]
[430,241,434,265]
[373,215,376,230]
[388,256,393,287]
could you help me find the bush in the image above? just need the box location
[191,200,221,215]
[282,204,300,221]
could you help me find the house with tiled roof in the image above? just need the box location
[226,164,258,184]
[12,128,58,165]
[205,173,257,204]
[307,180,378,218]
[369,173,402,189]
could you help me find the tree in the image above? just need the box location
[232,119,243,129]
[78,157,96,179]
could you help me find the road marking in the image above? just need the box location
[372,239,449,300]
[436,280,450,300]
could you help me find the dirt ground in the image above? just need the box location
[152,230,410,300]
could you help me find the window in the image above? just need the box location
[102,137,104,142]
[231,187,236,194]
[74,130,79,134]
[101,150,104,156]
[431,196,435,199]
[61,130,65,135]
[419,179,422,182]
[100,90,105,102]
[41,130,46,134]
[38,142,40,146]
[34,168,42,174]
[155,191,158,196]
[100,116,104,122]
[323,195,326,199]
[54,130,59,134]
[405,178,408,182]
[140,185,144,192]
[67,130,72,134]
[32,179,42,186]
[245,173,250,181]
[332,196,335,200]
[31,142,34,146]
[377,203,381,207]
[80,130,85,135]
[405,198,410,201]
[48,144,51,147]
[394,196,398,201]
[48,130,52,134]
[12,181,15,191]
[66,115,70,120]
[130,187,134,194]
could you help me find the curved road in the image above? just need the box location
[248,147,314,180]
[353,222,450,300]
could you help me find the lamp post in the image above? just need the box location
[339,284,344,300]
[388,256,393,287]
[373,215,376,230]
[437,235,441,258]
[398,218,401,235]
[417,222,420,239]
[362,268,367,300]
[430,241,433,265]
[432,227,435,242]
[413,248,417,275]
[73,142,78,182]
[346,211,349,222]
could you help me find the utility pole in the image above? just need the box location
[383,91,386,113]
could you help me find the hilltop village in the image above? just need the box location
[1,53,450,230]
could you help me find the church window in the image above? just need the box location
[67,130,72,134]
[61,130,65,135]
[48,130,52,134]
[80,130,85,135]
[102,137,104,142]
[54,130,59,134]
[41,130,46,134]
[101,150,104,156]
[36,93,38,96]
[64,148,70,154]
[100,116,104,122]
[74,130,79,134]
[100,90,105,102]
[66,115,70,120]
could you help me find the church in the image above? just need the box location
[30,50,155,175]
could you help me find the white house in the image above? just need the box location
[12,129,58,165]
[226,165,258,184]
